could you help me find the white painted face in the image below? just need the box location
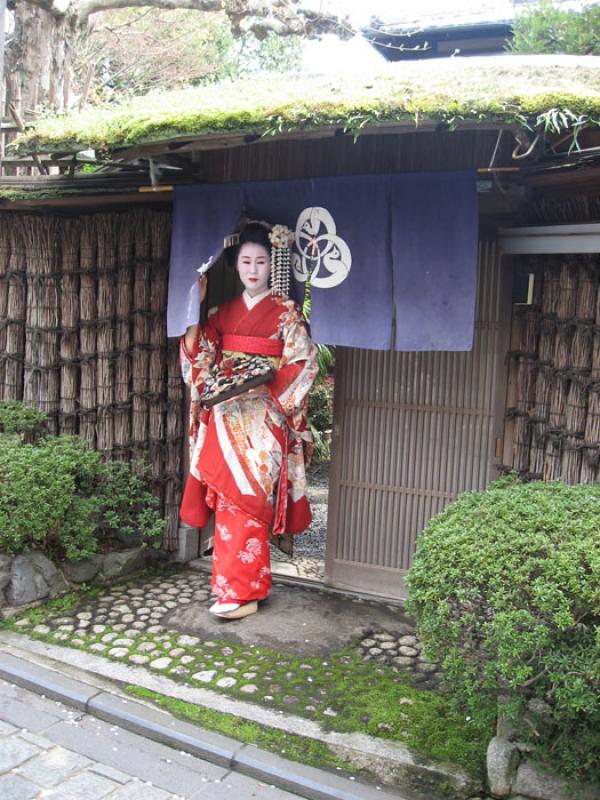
[237,242,271,297]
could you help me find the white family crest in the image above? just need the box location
[292,207,351,289]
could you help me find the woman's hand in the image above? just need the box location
[184,275,207,353]
[199,274,208,304]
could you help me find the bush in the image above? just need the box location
[509,1,600,55]
[0,400,47,442]
[0,430,165,562]
[308,377,333,463]
[406,477,600,782]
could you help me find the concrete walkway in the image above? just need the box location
[0,677,327,800]
[0,651,404,800]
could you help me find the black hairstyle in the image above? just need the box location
[238,222,271,252]
[225,222,271,269]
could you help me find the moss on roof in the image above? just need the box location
[12,55,600,156]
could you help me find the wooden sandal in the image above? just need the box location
[215,600,258,620]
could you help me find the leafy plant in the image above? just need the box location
[0,400,47,442]
[406,477,600,783]
[0,408,165,561]
[509,1,600,55]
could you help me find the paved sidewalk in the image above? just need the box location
[0,651,407,800]
[0,679,323,800]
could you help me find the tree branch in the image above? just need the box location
[23,0,72,19]
[75,0,352,40]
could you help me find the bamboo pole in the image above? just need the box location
[0,215,9,399]
[131,210,152,460]
[113,216,134,459]
[96,214,116,454]
[165,337,184,550]
[148,212,170,519]
[79,216,97,446]
[5,220,27,402]
[59,219,80,435]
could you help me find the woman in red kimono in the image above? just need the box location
[180,222,318,619]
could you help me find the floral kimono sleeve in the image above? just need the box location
[269,302,318,422]
[180,307,221,393]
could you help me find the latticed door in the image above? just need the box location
[325,243,509,599]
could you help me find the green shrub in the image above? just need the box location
[0,400,47,442]
[406,477,600,783]
[0,432,165,561]
[509,1,600,56]
[308,377,333,463]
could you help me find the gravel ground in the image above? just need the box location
[269,461,329,566]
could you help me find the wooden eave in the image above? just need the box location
[17,118,525,165]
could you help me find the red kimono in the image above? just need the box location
[180,290,318,603]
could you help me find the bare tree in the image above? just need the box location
[5,0,351,120]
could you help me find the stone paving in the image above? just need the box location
[0,679,306,800]
[11,569,441,699]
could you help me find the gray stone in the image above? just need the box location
[128,655,149,665]
[0,737,41,771]
[393,656,414,667]
[90,644,107,653]
[216,677,236,688]
[240,684,259,694]
[177,635,200,647]
[399,635,418,647]
[108,648,129,658]
[42,769,119,799]
[173,524,200,563]
[102,548,145,579]
[150,657,172,670]
[398,646,418,657]
[486,736,520,798]
[0,774,40,800]
[33,624,51,635]
[61,557,102,584]
[137,642,157,653]
[514,759,599,800]
[193,670,216,683]
[0,554,12,592]
[8,554,52,605]
[17,746,91,788]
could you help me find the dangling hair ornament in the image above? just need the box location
[268,224,294,298]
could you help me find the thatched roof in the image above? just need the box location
[13,55,600,159]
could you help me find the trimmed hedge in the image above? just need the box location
[406,476,600,782]
[0,403,165,562]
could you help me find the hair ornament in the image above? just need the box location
[268,224,294,298]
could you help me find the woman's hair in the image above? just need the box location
[238,222,271,253]
[225,222,271,270]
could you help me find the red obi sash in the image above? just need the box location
[221,334,283,357]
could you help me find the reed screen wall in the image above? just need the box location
[0,210,184,549]
[505,255,600,483]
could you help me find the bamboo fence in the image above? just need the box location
[0,210,183,549]
[506,254,600,483]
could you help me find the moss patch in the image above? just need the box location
[124,684,356,773]
[11,56,600,156]
[4,569,492,779]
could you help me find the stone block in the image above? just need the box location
[486,736,520,797]
[514,759,599,800]
[173,525,199,563]
[61,556,102,584]
[101,547,146,579]
[8,555,49,605]
[0,554,12,592]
